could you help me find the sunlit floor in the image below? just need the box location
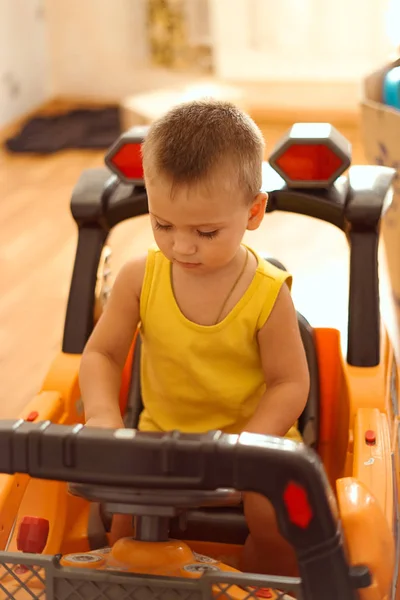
[1,115,389,418]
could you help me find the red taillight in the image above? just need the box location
[269,123,351,188]
[17,516,49,553]
[283,481,313,529]
[275,144,343,182]
[108,143,143,181]
[105,125,149,184]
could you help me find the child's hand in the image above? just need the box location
[85,414,124,430]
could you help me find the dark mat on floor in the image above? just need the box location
[5,107,122,154]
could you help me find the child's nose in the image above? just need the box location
[173,232,196,256]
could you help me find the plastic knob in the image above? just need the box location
[17,516,49,554]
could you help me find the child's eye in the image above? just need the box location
[197,230,219,240]
[154,220,172,231]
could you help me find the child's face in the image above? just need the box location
[146,173,267,272]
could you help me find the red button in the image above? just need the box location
[26,411,38,422]
[365,430,376,445]
[17,516,49,553]
[283,481,313,529]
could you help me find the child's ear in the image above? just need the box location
[247,193,268,230]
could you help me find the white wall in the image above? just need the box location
[44,0,398,112]
[209,0,396,111]
[0,0,51,128]
[2,0,395,125]
[210,0,394,82]
[44,0,218,102]
[44,0,153,100]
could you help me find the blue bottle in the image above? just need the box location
[383,66,400,110]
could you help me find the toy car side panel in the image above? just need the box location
[353,407,393,527]
[313,327,349,485]
[18,391,64,424]
[0,473,28,551]
[40,353,83,424]
[0,391,64,551]
[5,477,90,556]
[337,476,394,600]
[392,418,400,600]
[345,364,387,421]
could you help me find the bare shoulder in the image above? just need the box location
[83,254,148,359]
[113,254,148,301]
[266,282,295,323]
[258,282,308,385]
[258,283,298,353]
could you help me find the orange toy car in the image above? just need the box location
[0,123,398,600]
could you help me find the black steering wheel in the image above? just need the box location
[68,482,242,541]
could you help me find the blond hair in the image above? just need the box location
[141,99,265,199]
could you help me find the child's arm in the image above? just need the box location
[244,284,310,437]
[79,257,146,428]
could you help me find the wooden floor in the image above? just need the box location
[1,109,367,418]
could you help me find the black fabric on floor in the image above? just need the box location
[5,107,122,154]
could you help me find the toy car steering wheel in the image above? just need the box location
[69,482,242,541]
[69,482,241,511]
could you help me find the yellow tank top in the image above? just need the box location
[138,246,292,435]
